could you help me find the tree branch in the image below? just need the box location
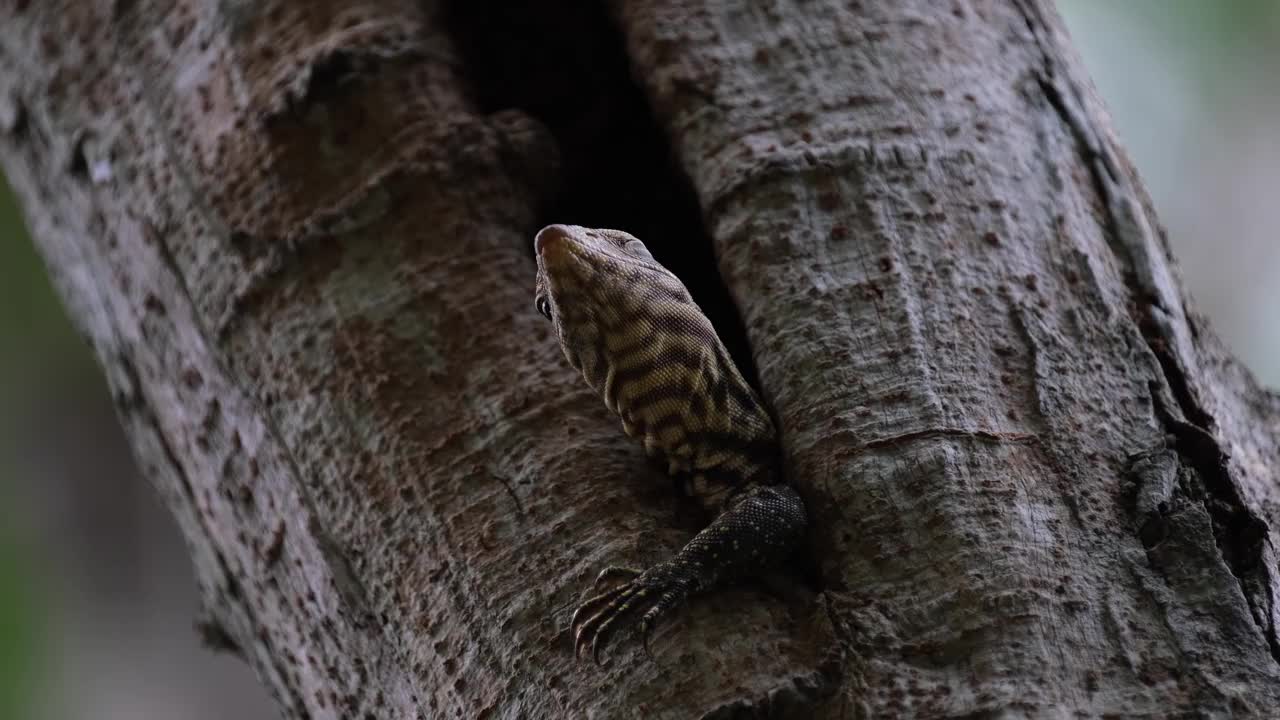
[4,0,1278,716]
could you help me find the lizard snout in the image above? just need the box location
[534,224,573,256]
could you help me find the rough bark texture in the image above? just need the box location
[2,0,1278,717]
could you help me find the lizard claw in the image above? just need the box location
[566,487,808,664]
[638,588,682,658]
[591,566,642,592]
[570,563,688,665]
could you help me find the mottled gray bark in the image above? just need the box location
[2,0,1277,717]
[616,0,1280,714]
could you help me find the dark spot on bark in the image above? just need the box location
[264,522,286,567]
[1139,516,1167,549]
[68,139,90,179]
[229,230,253,257]
[182,366,203,388]
[195,616,241,655]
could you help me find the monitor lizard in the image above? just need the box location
[533,224,808,664]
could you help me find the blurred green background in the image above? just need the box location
[1,3,1278,718]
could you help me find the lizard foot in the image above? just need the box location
[570,563,689,665]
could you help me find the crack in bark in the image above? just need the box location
[1148,387,1279,663]
[862,426,1040,451]
[1013,0,1280,666]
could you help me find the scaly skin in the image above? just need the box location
[533,224,807,663]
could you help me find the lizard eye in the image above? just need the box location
[535,295,552,320]
[625,239,655,262]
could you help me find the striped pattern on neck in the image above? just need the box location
[533,224,777,511]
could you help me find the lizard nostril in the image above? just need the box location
[534,224,572,255]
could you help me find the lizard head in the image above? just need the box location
[532,224,685,374]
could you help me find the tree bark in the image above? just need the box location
[3,0,1278,717]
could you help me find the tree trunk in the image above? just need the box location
[3,0,1278,717]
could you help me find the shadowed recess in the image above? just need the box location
[442,0,762,388]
